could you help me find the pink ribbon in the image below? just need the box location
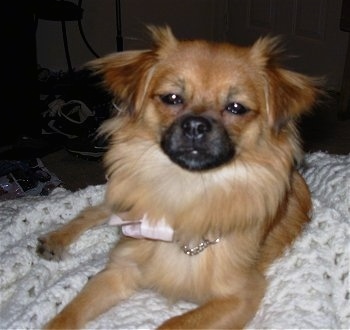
[108,213,174,242]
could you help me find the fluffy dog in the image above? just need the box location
[37,26,320,329]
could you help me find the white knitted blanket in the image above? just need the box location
[0,151,349,329]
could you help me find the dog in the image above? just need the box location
[37,26,320,329]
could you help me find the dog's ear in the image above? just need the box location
[87,25,178,117]
[87,50,157,116]
[250,36,321,132]
[147,25,178,51]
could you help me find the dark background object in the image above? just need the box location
[34,0,83,21]
[34,0,84,77]
[2,1,40,146]
[339,0,350,118]
[340,0,350,31]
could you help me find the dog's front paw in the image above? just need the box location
[157,315,190,330]
[44,314,79,330]
[36,231,68,261]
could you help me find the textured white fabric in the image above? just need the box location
[0,152,349,329]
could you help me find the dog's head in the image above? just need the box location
[90,26,319,173]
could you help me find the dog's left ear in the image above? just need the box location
[250,37,321,132]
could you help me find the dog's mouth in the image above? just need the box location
[160,115,235,171]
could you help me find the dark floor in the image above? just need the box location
[41,149,106,191]
[300,94,350,155]
[39,94,350,192]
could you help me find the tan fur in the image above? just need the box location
[38,26,319,329]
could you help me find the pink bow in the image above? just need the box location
[108,213,174,242]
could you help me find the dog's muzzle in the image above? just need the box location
[161,114,235,171]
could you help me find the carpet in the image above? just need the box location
[0,151,349,329]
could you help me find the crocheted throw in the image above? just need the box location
[0,151,349,329]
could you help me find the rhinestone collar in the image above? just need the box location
[108,213,221,256]
[182,237,221,256]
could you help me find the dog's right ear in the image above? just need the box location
[87,25,178,117]
[87,50,157,116]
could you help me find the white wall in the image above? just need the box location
[35,0,348,91]
[36,0,117,71]
[35,0,224,71]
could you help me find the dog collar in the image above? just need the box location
[182,237,221,256]
[108,213,221,256]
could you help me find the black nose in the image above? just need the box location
[181,116,212,140]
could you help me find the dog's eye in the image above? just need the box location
[225,102,249,115]
[160,94,184,106]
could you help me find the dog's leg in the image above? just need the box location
[158,272,266,330]
[257,171,311,273]
[37,204,110,260]
[44,261,141,329]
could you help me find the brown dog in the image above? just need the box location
[37,26,320,329]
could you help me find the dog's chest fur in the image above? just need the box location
[113,232,260,303]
